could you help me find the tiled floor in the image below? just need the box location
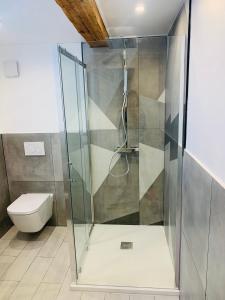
[0,225,179,300]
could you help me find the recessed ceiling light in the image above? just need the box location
[135,4,145,14]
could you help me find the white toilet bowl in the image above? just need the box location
[7,193,53,233]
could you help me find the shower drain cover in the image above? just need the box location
[120,242,133,249]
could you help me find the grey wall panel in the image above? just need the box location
[206,180,225,300]
[182,152,211,289]
[180,233,205,300]
[181,150,225,299]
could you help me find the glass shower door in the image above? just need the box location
[59,47,92,275]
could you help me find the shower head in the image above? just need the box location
[107,38,137,49]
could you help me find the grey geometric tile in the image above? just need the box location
[140,171,164,225]
[90,129,121,152]
[127,129,139,148]
[180,234,205,300]
[104,212,139,225]
[87,67,124,128]
[182,151,212,290]
[93,154,139,224]
[207,180,225,300]
[139,129,164,150]
[139,37,167,100]
[139,96,160,129]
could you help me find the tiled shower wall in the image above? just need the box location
[0,135,10,224]
[83,37,167,225]
[180,151,225,299]
[139,37,166,225]
[83,43,139,224]
[2,133,67,226]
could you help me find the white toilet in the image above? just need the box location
[7,193,53,233]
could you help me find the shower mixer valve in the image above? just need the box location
[114,146,139,154]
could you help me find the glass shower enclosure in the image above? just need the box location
[58,47,92,275]
[58,33,187,291]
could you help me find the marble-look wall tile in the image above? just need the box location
[3,134,54,182]
[0,136,10,223]
[51,133,64,182]
[207,180,225,299]
[182,152,211,290]
[2,133,67,226]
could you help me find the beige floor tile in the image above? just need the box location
[32,283,61,300]
[2,241,44,281]
[105,294,129,300]
[63,229,70,243]
[1,226,18,240]
[9,283,38,300]
[0,256,16,277]
[21,257,52,284]
[1,226,31,242]
[81,292,106,300]
[2,239,28,256]
[0,281,18,300]
[57,269,81,300]
[43,242,70,284]
[38,227,66,258]
[0,239,11,255]
[30,226,55,242]
[57,290,81,300]
[129,295,154,300]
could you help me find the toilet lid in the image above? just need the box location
[7,193,52,215]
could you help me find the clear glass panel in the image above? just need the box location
[75,63,92,233]
[138,36,167,226]
[59,50,91,273]
[164,35,187,283]
[82,38,140,225]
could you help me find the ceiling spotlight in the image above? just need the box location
[135,4,145,14]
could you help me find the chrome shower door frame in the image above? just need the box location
[58,45,93,284]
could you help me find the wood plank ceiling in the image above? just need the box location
[55,0,108,45]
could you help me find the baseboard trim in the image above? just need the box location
[70,282,180,296]
[185,149,225,189]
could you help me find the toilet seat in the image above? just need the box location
[7,193,53,233]
[7,193,52,215]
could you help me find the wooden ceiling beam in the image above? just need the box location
[55,0,109,45]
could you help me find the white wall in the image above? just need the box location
[0,1,84,134]
[0,0,83,44]
[0,43,82,134]
[186,0,225,184]
[0,44,60,133]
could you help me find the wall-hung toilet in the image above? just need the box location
[7,193,53,233]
